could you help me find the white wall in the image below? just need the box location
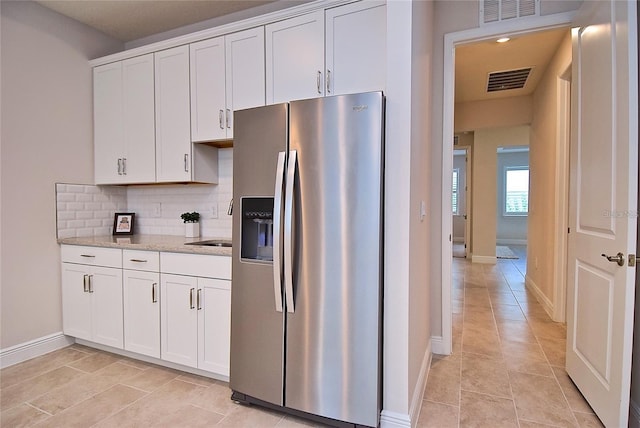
[527,31,571,308]
[0,1,122,349]
[408,0,434,420]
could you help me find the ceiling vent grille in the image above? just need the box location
[481,0,538,25]
[487,68,532,92]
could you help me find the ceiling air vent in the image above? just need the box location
[481,0,538,25]
[487,68,532,93]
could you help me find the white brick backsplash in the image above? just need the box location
[56,149,234,239]
[58,211,75,220]
[56,194,75,202]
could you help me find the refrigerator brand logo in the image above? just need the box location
[352,105,368,112]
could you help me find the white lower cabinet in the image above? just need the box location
[197,278,231,374]
[123,250,161,358]
[62,245,230,378]
[161,273,199,366]
[123,269,160,358]
[61,246,124,349]
[160,273,231,376]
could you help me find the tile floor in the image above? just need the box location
[0,344,322,427]
[418,246,603,427]
[1,245,602,428]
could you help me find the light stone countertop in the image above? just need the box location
[58,235,232,257]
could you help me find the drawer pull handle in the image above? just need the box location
[129,259,147,263]
[152,283,158,303]
[80,254,96,258]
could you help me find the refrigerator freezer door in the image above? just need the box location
[230,103,288,406]
[285,92,384,426]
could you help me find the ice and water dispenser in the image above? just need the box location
[240,197,274,262]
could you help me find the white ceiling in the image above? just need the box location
[35,0,279,42]
[455,28,569,103]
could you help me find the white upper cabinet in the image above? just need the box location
[224,27,266,139]
[190,37,227,142]
[265,2,386,104]
[266,11,325,104]
[190,27,265,142]
[94,54,155,184]
[155,45,192,182]
[325,1,386,96]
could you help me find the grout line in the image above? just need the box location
[24,401,54,417]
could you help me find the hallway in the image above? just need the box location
[419,248,602,427]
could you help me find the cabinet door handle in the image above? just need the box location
[326,69,331,94]
[226,109,231,129]
[219,109,224,130]
[83,274,89,292]
[189,288,195,309]
[152,283,157,303]
[317,71,322,94]
[197,288,202,310]
[88,275,94,293]
[122,158,127,175]
[184,154,189,173]
[117,158,122,175]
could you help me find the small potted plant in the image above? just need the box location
[181,211,200,238]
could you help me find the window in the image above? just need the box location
[504,167,529,215]
[452,168,460,215]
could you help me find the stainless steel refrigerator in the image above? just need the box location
[230,92,384,428]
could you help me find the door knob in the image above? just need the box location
[601,252,625,266]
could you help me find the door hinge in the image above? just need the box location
[449,234,452,242]
[629,254,636,267]
[568,227,571,234]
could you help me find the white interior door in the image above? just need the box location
[566,1,638,427]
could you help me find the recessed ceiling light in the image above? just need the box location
[496,37,510,43]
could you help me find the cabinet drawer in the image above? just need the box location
[123,250,160,272]
[61,245,122,268]
[160,252,231,280]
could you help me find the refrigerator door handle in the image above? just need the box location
[284,149,297,313]
[272,151,286,313]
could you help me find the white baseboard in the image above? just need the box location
[0,332,74,369]
[380,410,412,428]
[409,341,432,426]
[496,238,527,246]
[630,400,640,428]
[74,339,229,382]
[380,341,432,428]
[471,255,497,264]
[431,335,446,355]
[525,275,555,319]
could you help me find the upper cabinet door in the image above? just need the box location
[94,62,124,185]
[325,1,386,96]
[225,27,266,139]
[155,45,192,182]
[190,37,227,142]
[122,54,156,183]
[265,11,325,104]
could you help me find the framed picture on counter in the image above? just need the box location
[113,213,135,235]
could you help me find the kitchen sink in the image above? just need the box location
[185,240,232,247]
